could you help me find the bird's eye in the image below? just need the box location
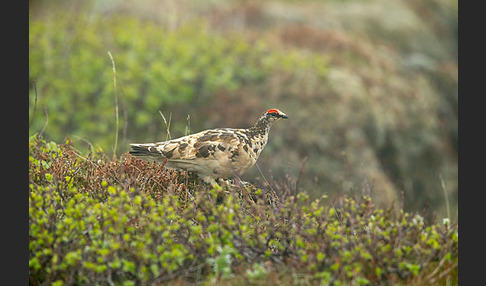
[265,109,287,119]
[267,109,279,116]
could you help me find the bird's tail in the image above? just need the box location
[129,143,162,161]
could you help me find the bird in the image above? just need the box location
[129,108,288,186]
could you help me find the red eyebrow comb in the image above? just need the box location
[267,109,279,114]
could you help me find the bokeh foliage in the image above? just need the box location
[29,0,457,219]
[29,12,307,150]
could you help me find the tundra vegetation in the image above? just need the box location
[29,136,457,285]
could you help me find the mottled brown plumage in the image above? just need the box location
[129,109,288,185]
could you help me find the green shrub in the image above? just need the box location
[29,136,457,285]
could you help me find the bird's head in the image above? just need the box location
[250,108,288,134]
[263,109,288,122]
[254,109,288,129]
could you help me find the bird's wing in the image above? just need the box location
[130,129,241,162]
[177,129,241,160]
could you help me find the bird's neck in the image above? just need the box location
[247,117,272,138]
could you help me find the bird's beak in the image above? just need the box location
[281,113,288,119]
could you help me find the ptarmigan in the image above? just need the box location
[129,109,288,186]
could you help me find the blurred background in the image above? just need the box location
[29,0,457,221]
